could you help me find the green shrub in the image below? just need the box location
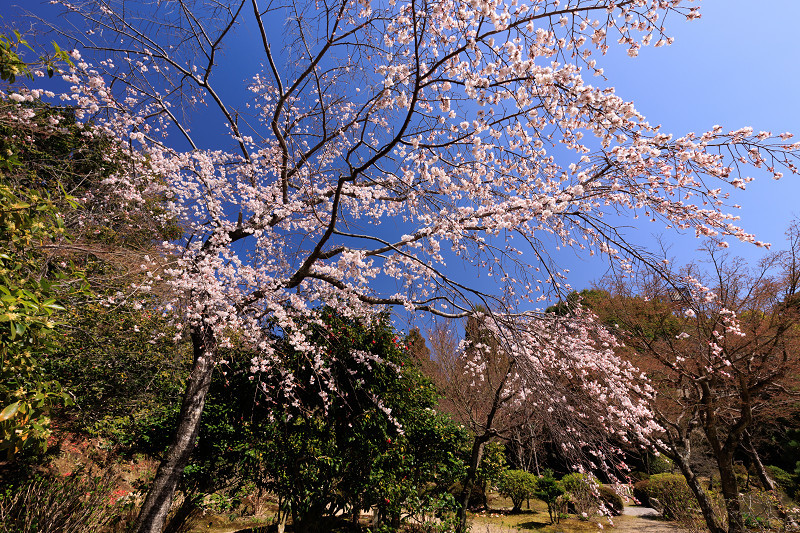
[498,470,537,513]
[561,473,597,518]
[644,473,697,522]
[598,485,624,516]
[742,512,768,530]
[767,465,798,499]
[534,471,565,524]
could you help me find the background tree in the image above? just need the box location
[0,181,81,459]
[11,0,800,530]
[0,30,186,465]
[429,310,654,532]
[590,234,800,533]
[506,418,547,475]
[0,36,92,460]
[437,313,521,531]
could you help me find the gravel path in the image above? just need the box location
[611,506,688,533]
[623,505,662,518]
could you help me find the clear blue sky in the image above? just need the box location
[446,0,800,304]
[561,0,800,289]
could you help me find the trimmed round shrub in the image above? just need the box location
[644,473,697,522]
[498,470,537,513]
[598,485,624,516]
[561,473,597,518]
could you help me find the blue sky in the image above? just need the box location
[577,0,800,279]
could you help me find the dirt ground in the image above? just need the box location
[471,504,688,533]
[611,508,688,533]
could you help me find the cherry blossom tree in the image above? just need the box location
[8,0,800,530]
[431,311,650,532]
[592,235,800,533]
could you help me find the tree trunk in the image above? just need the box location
[133,325,218,533]
[669,448,726,533]
[456,437,485,533]
[717,453,745,533]
[743,433,778,493]
[276,494,288,533]
[479,480,489,511]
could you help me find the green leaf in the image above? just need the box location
[0,402,20,422]
[42,300,65,312]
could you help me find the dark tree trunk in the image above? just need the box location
[676,457,725,533]
[133,325,218,533]
[743,432,778,493]
[659,441,726,533]
[480,480,489,511]
[744,432,793,523]
[717,452,745,533]
[456,438,485,533]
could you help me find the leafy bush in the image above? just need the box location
[0,468,121,533]
[534,471,565,524]
[201,311,469,532]
[0,181,85,459]
[644,473,697,523]
[767,465,798,499]
[598,485,624,516]
[497,470,537,513]
[646,453,674,475]
[560,473,597,518]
